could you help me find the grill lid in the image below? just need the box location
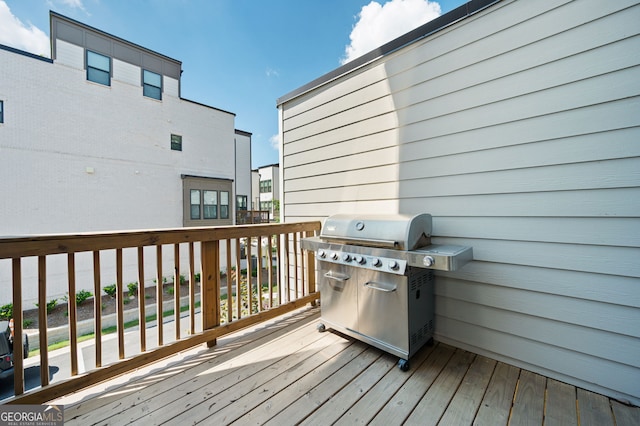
[320,213,432,250]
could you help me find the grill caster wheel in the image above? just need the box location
[317,323,326,333]
[398,359,410,372]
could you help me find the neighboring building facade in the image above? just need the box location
[0,12,252,304]
[252,163,280,221]
[278,0,640,406]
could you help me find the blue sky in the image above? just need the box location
[1,0,466,168]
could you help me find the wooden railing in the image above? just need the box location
[0,221,320,404]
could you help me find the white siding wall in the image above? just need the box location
[0,40,237,305]
[113,58,140,86]
[279,0,640,405]
[55,39,83,69]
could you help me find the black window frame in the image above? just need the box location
[86,50,111,86]
[236,195,248,210]
[171,134,182,151]
[0,100,3,123]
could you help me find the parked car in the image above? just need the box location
[0,319,29,379]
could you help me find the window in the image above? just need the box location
[220,191,229,219]
[260,179,272,193]
[236,195,247,210]
[190,190,201,220]
[171,134,182,151]
[203,190,217,219]
[183,176,233,226]
[86,50,110,86]
[260,201,272,211]
[143,70,162,100]
[0,101,3,123]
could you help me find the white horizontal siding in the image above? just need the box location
[435,296,638,368]
[439,262,640,308]
[55,39,83,69]
[279,0,640,405]
[164,76,179,97]
[113,58,140,86]
[433,217,640,247]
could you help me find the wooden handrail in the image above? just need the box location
[1,221,321,404]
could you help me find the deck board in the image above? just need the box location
[405,349,476,425]
[577,388,615,426]
[473,361,520,426]
[611,400,640,426]
[438,355,496,425]
[333,342,437,425]
[545,378,577,426]
[510,370,546,426]
[51,306,632,425]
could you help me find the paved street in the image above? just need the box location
[0,310,202,400]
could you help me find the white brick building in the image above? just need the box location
[0,12,252,305]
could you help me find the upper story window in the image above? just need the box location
[143,70,162,100]
[86,50,111,86]
[260,179,272,193]
[0,100,3,123]
[171,134,182,151]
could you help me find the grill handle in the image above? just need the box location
[364,281,397,292]
[324,271,350,282]
[320,235,400,249]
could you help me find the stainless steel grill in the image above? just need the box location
[301,213,472,370]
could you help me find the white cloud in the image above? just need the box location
[266,67,280,77]
[269,134,281,151]
[341,0,441,64]
[60,0,87,12]
[0,1,50,57]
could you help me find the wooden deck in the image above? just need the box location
[53,306,639,425]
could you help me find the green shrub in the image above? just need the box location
[127,282,138,295]
[75,290,93,305]
[103,284,117,297]
[0,304,13,320]
[35,299,59,314]
[194,273,201,282]
[179,274,186,285]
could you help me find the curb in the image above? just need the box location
[25,294,201,351]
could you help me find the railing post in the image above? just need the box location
[201,240,220,347]
[12,258,24,396]
[305,231,317,303]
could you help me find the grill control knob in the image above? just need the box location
[318,249,326,259]
[330,252,339,260]
[355,255,365,265]
[422,256,435,267]
[389,260,399,270]
[342,253,352,262]
[372,258,382,267]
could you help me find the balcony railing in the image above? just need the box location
[236,210,270,224]
[0,221,320,404]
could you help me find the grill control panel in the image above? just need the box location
[317,249,407,275]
